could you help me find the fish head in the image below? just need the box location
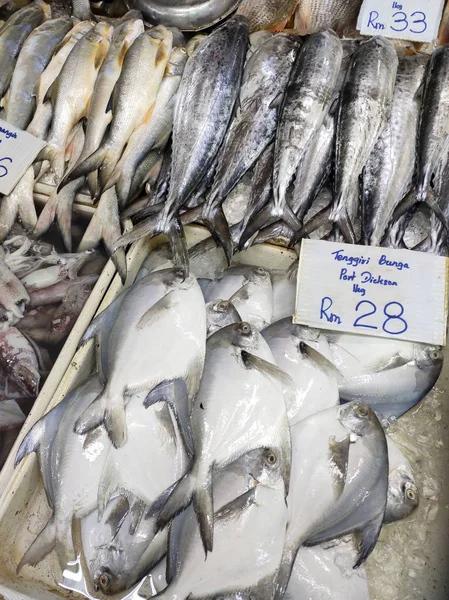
[339,402,381,438]
[246,266,271,286]
[384,468,419,524]
[87,22,113,67]
[208,321,260,351]
[91,544,129,595]
[166,47,188,76]
[247,447,286,491]
[206,299,241,335]
[414,345,444,370]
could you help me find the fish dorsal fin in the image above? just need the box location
[136,289,176,330]
[215,488,257,522]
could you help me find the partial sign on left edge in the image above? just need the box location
[0,119,46,196]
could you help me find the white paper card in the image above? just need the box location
[0,120,45,195]
[294,239,449,345]
[357,0,445,42]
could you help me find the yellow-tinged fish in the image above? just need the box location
[294,0,363,35]
[38,22,112,184]
[237,0,299,32]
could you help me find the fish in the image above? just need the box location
[76,17,144,199]
[428,139,449,253]
[75,268,206,449]
[38,22,112,183]
[245,31,342,242]
[228,267,273,329]
[113,16,249,274]
[237,0,300,32]
[362,55,427,246]
[206,299,241,337]
[73,0,93,20]
[105,47,187,206]
[27,20,95,136]
[263,318,340,426]
[88,395,189,595]
[155,322,291,554]
[184,33,207,56]
[384,436,419,524]
[64,26,173,194]
[200,264,266,302]
[331,37,398,243]
[15,376,110,571]
[276,402,388,596]
[4,18,72,129]
[150,447,288,600]
[285,538,370,600]
[0,327,39,397]
[416,44,449,207]
[200,32,299,261]
[270,261,297,321]
[294,0,363,35]
[0,4,44,100]
[338,345,443,420]
[0,166,36,243]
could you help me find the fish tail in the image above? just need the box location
[38,143,65,184]
[331,204,357,244]
[104,396,128,449]
[156,470,197,531]
[193,466,214,554]
[113,211,163,253]
[17,517,56,573]
[290,205,331,246]
[15,420,44,467]
[59,144,108,190]
[274,546,297,599]
[165,215,189,278]
[202,204,233,267]
[74,395,105,436]
[238,203,276,251]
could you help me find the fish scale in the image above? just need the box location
[294,0,363,35]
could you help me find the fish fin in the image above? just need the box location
[290,205,331,246]
[17,517,56,572]
[329,435,350,498]
[166,216,189,278]
[113,212,162,252]
[14,420,44,467]
[166,513,185,583]
[74,396,105,435]
[392,188,417,221]
[426,189,449,229]
[43,80,56,105]
[128,498,146,535]
[146,480,179,521]
[155,470,197,532]
[137,290,176,329]
[215,488,257,521]
[239,203,277,250]
[274,546,296,599]
[104,397,128,448]
[282,203,301,231]
[98,456,122,519]
[241,351,293,389]
[193,466,214,555]
[268,92,284,110]
[55,517,77,570]
[144,379,194,458]
[60,145,108,189]
[104,496,130,533]
[354,511,384,568]
[333,207,357,244]
[56,179,84,252]
[78,312,105,349]
[202,205,233,266]
[298,342,343,382]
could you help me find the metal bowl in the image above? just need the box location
[128,0,241,31]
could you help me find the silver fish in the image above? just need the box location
[75,268,206,449]
[0,4,44,99]
[4,18,72,129]
[155,322,291,554]
[385,436,419,524]
[150,448,287,600]
[331,37,398,243]
[263,318,340,426]
[363,55,427,246]
[228,267,273,330]
[201,32,299,260]
[251,31,342,238]
[338,345,443,419]
[15,376,110,571]
[276,402,388,596]
[113,16,249,274]
[416,44,449,205]
[64,26,173,194]
[206,299,241,336]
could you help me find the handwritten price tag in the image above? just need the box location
[294,240,449,345]
[0,119,45,196]
[357,0,445,42]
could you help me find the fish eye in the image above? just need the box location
[256,267,266,275]
[406,488,416,501]
[430,349,442,361]
[355,405,369,418]
[216,301,228,311]
[266,451,277,465]
[99,573,110,589]
[240,323,251,335]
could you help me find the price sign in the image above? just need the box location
[357,0,445,42]
[294,239,449,345]
[0,119,45,195]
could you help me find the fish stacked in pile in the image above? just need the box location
[15,242,442,599]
